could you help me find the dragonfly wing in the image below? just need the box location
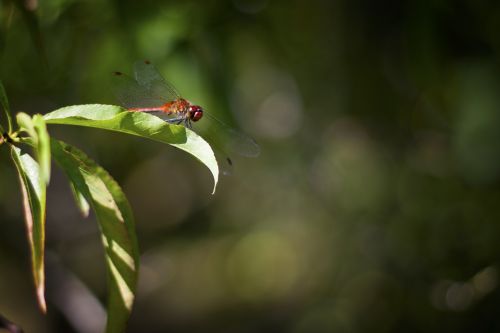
[220,127,261,158]
[134,60,181,102]
[199,113,261,158]
[112,71,168,108]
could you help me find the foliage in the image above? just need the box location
[2,1,500,333]
[0,81,218,332]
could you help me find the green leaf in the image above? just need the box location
[12,113,51,313]
[10,146,46,313]
[44,104,219,193]
[17,112,51,184]
[0,79,12,133]
[51,139,139,333]
[69,181,90,217]
[16,113,35,137]
[32,115,51,184]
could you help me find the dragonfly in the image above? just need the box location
[112,60,260,168]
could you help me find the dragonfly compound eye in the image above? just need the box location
[190,105,204,122]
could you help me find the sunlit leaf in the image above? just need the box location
[32,115,51,183]
[10,146,46,313]
[51,139,139,333]
[16,113,35,137]
[69,181,90,218]
[44,104,219,193]
[12,113,51,313]
[17,113,51,184]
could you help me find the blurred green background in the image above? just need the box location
[1,0,500,332]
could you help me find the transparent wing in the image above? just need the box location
[112,71,168,108]
[150,111,240,175]
[140,109,259,176]
[196,113,261,158]
[134,60,181,102]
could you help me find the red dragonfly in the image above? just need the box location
[112,60,260,165]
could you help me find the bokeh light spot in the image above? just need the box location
[225,231,300,302]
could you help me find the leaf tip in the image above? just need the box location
[36,287,47,314]
[211,168,218,195]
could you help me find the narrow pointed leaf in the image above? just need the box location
[16,113,35,137]
[32,115,51,183]
[51,139,139,333]
[44,104,219,193]
[10,146,46,312]
[16,113,51,184]
[69,181,90,217]
[12,113,51,312]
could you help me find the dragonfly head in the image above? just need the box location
[188,105,204,122]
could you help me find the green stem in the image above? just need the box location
[0,131,21,145]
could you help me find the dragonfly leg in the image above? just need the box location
[165,116,184,124]
[164,116,192,129]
